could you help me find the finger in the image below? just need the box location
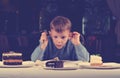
[72,32,80,36]
[72,32,80,38]
[42,32,47,38]
[40,32,48,43]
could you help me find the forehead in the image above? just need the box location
[51,29,70,36]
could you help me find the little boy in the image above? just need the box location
[31,16,89,62]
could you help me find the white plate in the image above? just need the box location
[80,64,120,69]
[0,61,35,68]
[44,67,78,70]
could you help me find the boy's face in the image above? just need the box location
[49,29,70,49]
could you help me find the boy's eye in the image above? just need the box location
[54,36,58,38]
[61,36,66,39]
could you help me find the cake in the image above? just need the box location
[46,60,63,68]
[2,52,22,65]
[90,55,103,66]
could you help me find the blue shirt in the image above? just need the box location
[31,37,89,61]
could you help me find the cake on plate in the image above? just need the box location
[2,51,22,65]
[90,55,103,66]
[46,60,63,68]
[45,57,64,68]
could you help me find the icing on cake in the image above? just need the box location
[2,51,22,65]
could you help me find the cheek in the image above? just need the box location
[52,38,56,42]
[63,38,68,43]
[52,38,58,44]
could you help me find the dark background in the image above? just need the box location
[0,0,119,62]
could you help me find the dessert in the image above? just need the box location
[90,55,103,66]
[2,51,22,65]
[46,60,63,68]
[45,57,63,68]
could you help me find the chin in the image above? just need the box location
[56,46,63,49]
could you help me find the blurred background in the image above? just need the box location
[0,0,120,62]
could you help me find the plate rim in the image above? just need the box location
[43,67,78,70]
[0,61,34,68]
[80,65,120,69]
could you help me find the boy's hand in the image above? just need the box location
[70,32,81,45]
[39,32,48,50]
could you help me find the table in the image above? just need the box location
[0,61,120,78]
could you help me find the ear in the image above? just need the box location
[69,32,72,39]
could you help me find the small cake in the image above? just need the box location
[2,51,22,65]
[45,57,64,68]
[90,55,103,66]
[46,60,63,68]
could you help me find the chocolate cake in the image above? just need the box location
[46,60,63,68]
[2,52,22,65]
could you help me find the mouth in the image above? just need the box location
[56,45,62,48]
[56,45,62,47]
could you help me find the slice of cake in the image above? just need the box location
[90,55,103,66]
[2,51,22,65]
[46,60,63,68]
[45,57,64,68]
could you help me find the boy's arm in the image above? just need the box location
[31,44,45,62]
[70,31,89,61]
[74,44,89,61]
[31,32,48,62]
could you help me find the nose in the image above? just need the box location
[57,38,62,43]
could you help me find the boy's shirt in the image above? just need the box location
[31,36,89,62]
